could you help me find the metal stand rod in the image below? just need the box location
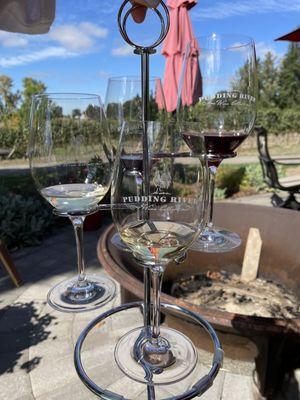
[142,51,150,122]
[117,4,170,335]
[116,4,177,398]
[141,49,152,330]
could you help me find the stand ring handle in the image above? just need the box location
[74,301,223,400]
[118,0,170,52]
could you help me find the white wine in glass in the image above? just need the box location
[29,93,116,312]
[111,121,208,385]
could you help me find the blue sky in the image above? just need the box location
[0,0,299,100]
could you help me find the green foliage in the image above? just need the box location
[256,107,281,132]
[278,108,300,133]
[278,43,300,108]
[215,165,245,197]
[214,163,287,198]
[0,194,54,250]
[256,107,300,133]
[0,76,47,157]
[0,75,20,114]
[240,164,266,191]
[0,43,299,160]
[0,173,37,197]
[174,164,200,184]
[258,52,280,108]
[214,187,226,200]
[236,44,300,133]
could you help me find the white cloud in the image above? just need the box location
[49,25,92,52]
[0,21,109,67]
[0,47,76,68]
[0,31,28,47]
[192,0,300,19]
[49,22,108,52]
[79,22,108,38]
[111,44,133,56]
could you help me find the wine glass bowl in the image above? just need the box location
[29,93,116,312]
[105,76,166,123]
[111,120,207,384]
[105,76,167,253]
[179,34,257,252]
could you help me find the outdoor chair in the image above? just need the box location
[256,126,300,210]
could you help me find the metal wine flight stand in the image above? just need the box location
[74,1,223,398]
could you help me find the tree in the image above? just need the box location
[86,104,100,120]
[278,43,300,108]
[19,77,46,125]
[0,75,20,114]
[259,52,279,108]
[22,77,46,102]
[72,108,81,119]
[231,59,260,103]
[51,105,63,118]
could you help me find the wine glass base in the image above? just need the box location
[114,326,198,385]
[111,232,131,252]
[192,226,242,253]
[47,274,116,313]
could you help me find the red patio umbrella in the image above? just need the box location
[161,0,201,113]
[275,28,300,42]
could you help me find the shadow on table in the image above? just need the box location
[0,300,57,374]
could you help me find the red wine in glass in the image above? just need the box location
[183,131,247,167]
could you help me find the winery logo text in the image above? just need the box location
[200,92,256,106]
[122,195,197,204]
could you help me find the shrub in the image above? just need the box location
[240,164,266,192]
[214,187,226,200]
[0,173,37,197]
[215,166,245,197]
[0,194,54,250]
[240,163,286,193]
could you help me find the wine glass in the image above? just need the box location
[178,34,257,252]
[111,120,208,385]
[105,76,166,123]
[105,76,167,252]
[29,93,116,312]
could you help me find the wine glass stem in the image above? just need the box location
[208,166,217,227]
[69,215,86,283]
[151,265,165,339]
[136,178,143,220]
[144,268,152,327]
